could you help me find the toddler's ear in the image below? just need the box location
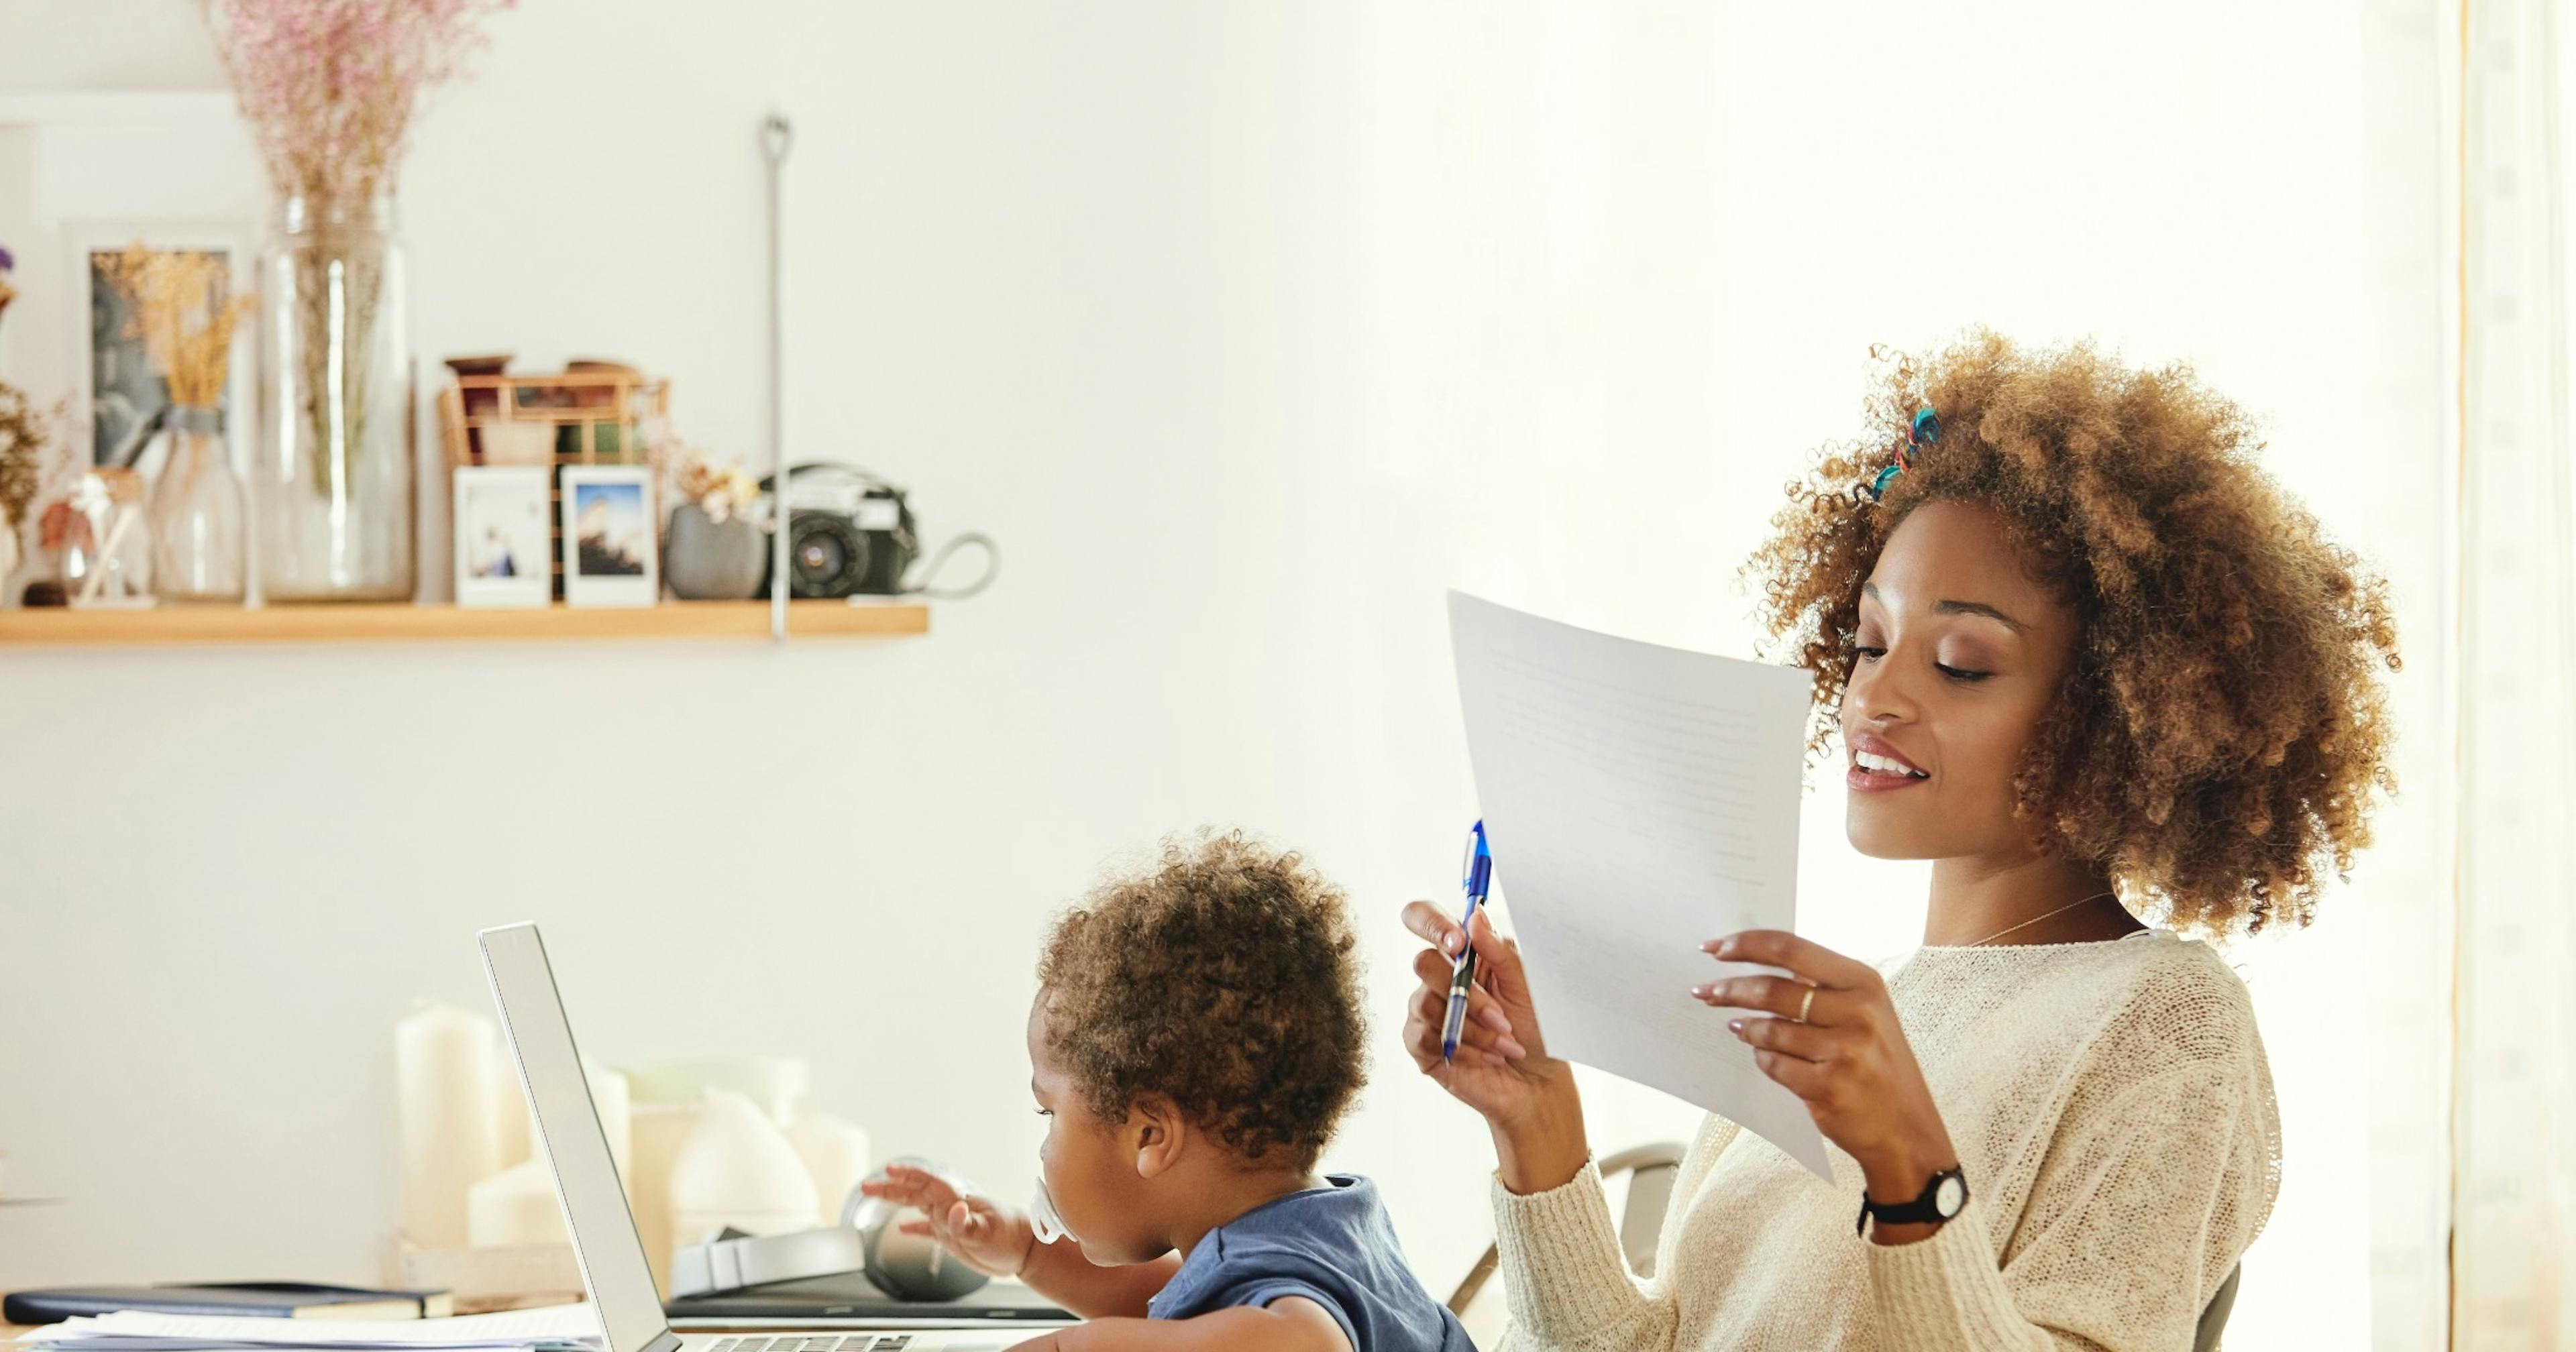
[1131,1094,1185,1180]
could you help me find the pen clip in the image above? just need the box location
[1462,819,1493,903]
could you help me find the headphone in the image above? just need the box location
[669,1156,992,1303]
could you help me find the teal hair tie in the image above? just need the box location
[1858,405,1941,502]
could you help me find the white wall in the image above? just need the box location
[0,3,2446,1347]
[0,0,221,94]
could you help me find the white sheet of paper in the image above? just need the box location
[1448,591,1831,1178]
[27,1307,602,1349]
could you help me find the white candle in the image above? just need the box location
[627,1103,698,1292]
[396,1002,504,1250]
[786,1112,871,1225]
[468,1158,569,1247]
[490,1048,532,1172]
[588,1062,633,1182]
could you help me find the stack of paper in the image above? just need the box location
[12,1306,602,1352]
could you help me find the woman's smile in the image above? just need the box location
[1845,732,1929,791]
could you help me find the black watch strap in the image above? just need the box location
[1856,1166,1970,1236]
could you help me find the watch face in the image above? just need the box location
[1935,1174,1966,1218]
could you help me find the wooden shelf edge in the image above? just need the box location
[0,600,930,646]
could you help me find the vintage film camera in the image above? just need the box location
[761,462,919,598]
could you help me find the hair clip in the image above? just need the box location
[1856,406,1941,502]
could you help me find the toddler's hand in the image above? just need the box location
[859,1162,1038,1278]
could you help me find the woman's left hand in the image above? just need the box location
[1695,929,1960,1235]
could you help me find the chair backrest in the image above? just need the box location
[1597,1143,1686,1278]
[2194,1264,2241,1352]
[1446,1141,1687,1340]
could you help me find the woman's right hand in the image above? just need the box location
[1401,903,1589,1192]
[860,1162,1037,1278]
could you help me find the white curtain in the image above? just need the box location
[2454,0,2576,1343]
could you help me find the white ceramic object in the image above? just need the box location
[467,1157,568,1247]
[668,1088,818,1249]
[785,1111,871,1225]
[619,1058,801,1288]
[395,1002,505,1250]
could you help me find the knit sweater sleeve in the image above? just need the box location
[1489,1118,1737,1352]
[1865,1058,2275,1351]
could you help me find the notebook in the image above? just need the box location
[3,1287,452,1327]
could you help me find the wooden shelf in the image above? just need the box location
[0,600,929,646]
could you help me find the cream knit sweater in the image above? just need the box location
[1489,931,2278,1351]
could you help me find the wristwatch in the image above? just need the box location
[1856,1166,1969,1237]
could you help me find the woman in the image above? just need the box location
[1403,334,2397,1350]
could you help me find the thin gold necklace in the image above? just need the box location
[1962,891,2119,947]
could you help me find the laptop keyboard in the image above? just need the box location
[710,1329,912,1339]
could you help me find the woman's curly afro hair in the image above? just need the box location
[1745,331,2400,936]
[1036,830,1366,1173]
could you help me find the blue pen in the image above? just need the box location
[1440,820,1494,1062]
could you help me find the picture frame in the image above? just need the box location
[62,219,258,481]
[452,467,552,609]
[559,465,657,607]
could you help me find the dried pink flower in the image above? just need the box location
[198,0,516,205]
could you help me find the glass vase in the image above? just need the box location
[256,192,414,602]
[51,468,152,607]
[149,406,246,604]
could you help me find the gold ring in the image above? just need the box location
[1796,988,1815,1024]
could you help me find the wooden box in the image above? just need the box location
[435,366,672,599]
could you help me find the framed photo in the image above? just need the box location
[560,465,658,607]
[452,467,551,609]
[64,221,257,479]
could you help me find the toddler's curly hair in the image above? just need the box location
[1746,331,2400,935]
[1036,830,1366,1172]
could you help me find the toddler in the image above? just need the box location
[863,832,1474,1352]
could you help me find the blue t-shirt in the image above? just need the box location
[1147,1174,1473,1352]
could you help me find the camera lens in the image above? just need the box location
[797,534,845,578]
[786,510,869,598]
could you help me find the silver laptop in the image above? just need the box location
[479,922,1063,1352]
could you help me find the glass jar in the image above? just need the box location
[48,467,152,606]
[149,405,246,604]
[256,192,414,602]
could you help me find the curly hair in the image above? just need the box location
[1744,331,2400,936]
[1036,830,1366,1172]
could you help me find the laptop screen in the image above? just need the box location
[480,923,676,1352]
